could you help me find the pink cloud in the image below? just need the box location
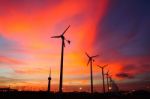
[0,56,25,65]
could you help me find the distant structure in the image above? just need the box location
[0,87,17,92]
[97,64,107,93]
[48,67,51,92]
[51,25,70,93]
[109,76,119,92]
[85,52,99,93]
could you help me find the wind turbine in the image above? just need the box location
[48,67,51,92]
[105,70,109,92]
[85,52,99,93]
[51,25,70,93]
[97,64,108,93]
[108,75,119,92]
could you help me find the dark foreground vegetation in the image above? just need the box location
[0,90,150,99]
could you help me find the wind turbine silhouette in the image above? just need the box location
[51,25,70,93]
[85,52,99,93]
[105,70,109,92]
[97,64,108,93]
[108,75,119,92]
[48,67,51,92]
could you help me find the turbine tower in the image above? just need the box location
[51,25,70,93]
[48,67,51,92]
[97,64,107,93]
[85,52,99,93]
[105,70,109,92]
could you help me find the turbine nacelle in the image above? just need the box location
[97,64,108,69]
[105,70,109,76]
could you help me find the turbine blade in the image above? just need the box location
[85,52,90,58]
[65,38,71,44]
[97,65,103,69]
[92,55,99,58]
[87,59,90,66]
[97,65,102,68]
[105,70,109,76]
[103,64,108,68]
[51,35,61,38]
[62,25,70,35]
[107,70,109,74]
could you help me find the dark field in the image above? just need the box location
[0,90,150,99]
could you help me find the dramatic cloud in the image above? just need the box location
[116,72,134,79]
[122,64,136,71]
[120,64,150,76]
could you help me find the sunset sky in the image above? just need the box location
[0,0,150,92]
